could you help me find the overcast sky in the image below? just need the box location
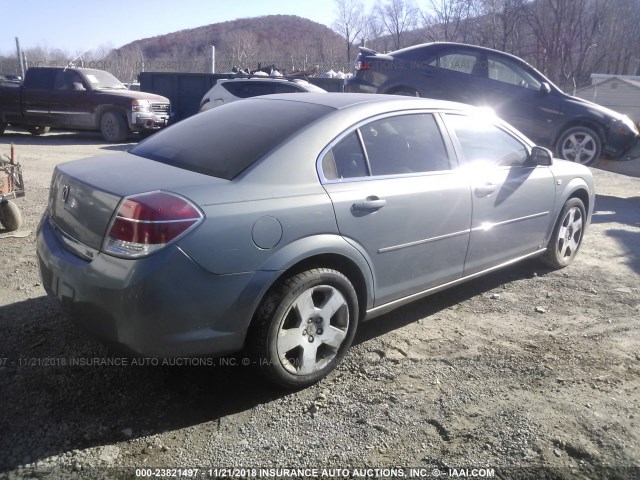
[2,0,379,55]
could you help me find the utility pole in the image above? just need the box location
[15,37,25,78]
[211,46,215,73]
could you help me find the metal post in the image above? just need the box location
[15,37,25,78]
[211,46,215,74]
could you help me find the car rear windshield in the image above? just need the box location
[130,98,333,180]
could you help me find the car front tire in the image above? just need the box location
[101,111,127,143]
[556,126,602,166]
[250,268,359,389]
[542,198,586,269]
[27,125,50,136]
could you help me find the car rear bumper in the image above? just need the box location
[36,214,274,357]
[344,77,377,94]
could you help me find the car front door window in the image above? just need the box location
[444,113,556,274]
[445,114,529,168]
[487,55,541,91]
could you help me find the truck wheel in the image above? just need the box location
[27,125,50,136]
[101,111,127,143]
[0,200,22,232]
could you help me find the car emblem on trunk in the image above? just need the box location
[61,185,70,203]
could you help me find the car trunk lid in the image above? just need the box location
[48,152,228,251]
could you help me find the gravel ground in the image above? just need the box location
[0,129,639,480]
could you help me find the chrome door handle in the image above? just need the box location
[474,183,497,197]
[352,196,387,211]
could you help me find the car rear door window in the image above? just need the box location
[323,131,369,180]
[361,114,450,175]
[223,82,271,98]
[429,52,479,75]
[54,70,85,91]
[445,114,529,167]
[322,113,450,180]
[273,84,304,94]
[223,81,304,98]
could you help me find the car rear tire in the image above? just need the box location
[101,111,127,143]
[249,268,359,389]
[0,200,22,232]
[541,198,586,269]
[556,126,602,166]
[27,125,50,136]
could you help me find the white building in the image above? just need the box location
[575,74,640,123]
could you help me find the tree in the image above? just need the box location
[474,0,528,53]
[222,30,258,69]
[375,0,419,50]
[525,0,607,89]
[422,0,477,43]
[594,0,640,75]
[363,13,391,52]
[333,0,368,62]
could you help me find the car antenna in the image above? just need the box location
[65,48,93,71]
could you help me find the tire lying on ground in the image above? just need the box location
[0,200,22,231]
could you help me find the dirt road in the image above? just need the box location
[0,129,638,480]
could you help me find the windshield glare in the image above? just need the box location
[82,69,127,90]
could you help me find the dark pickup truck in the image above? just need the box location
[0,67,171,142]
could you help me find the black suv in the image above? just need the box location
[346,42,640,165]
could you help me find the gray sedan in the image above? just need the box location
[36,93,595,388]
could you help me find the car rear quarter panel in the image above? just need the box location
[176,190,339,274]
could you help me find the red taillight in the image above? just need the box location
[103,191,203,258]
[355,60,371,71]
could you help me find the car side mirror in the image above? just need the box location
[540,82,551,94]
[72,82,86,91]
[530,146,553,166]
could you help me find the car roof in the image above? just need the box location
[251,92,473,112]
[220,77,310,84]
[390,42,537,65]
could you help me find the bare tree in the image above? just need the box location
[525,0,608,89]
[107,46,145,82]
[333,0,368,62]
[594,0,640,75]
[474,0,528,53]
[222,30,258,69]
[375,0,419,50]
[422,0,476,43]
[363,13,391,52]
